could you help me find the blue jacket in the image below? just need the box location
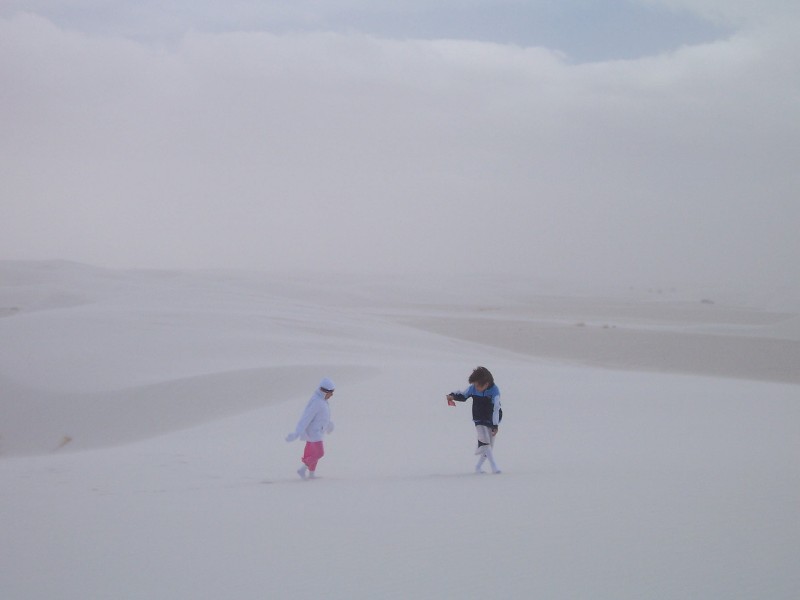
[450,384,502,427]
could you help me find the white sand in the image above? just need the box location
[1,261,799,599]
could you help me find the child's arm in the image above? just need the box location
[491,393,502,432]
[446,391,468,406]
[286,401,320,441]
[447,392,468,406]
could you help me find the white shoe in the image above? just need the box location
[308,470,317,479]
[492,469,502,475]
[297,466,308,479]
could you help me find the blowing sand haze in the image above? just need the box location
[1,261,799,599]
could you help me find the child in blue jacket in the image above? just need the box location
[447,366,502,474]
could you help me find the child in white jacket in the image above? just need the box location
[286,377,336,479]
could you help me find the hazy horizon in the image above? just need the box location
[2,1,799,289]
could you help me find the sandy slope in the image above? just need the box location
[1,261,799,599]
[400,313,800,384]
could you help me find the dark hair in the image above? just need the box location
[468,366,494,387]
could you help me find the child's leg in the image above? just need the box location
[475,454,487,473]
[302,441,325,472]
[475,425,500,473]
[484,446,501,473]
[475,425,492,454]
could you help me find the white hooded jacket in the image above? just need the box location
[289,387,333,442]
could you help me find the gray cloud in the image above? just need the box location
[2,0,730,61]
[1,6,799,289]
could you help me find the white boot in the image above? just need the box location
[484,448,501,474]
[297,465,308,479]
[475,455,487,474]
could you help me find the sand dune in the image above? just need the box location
[1,262,798,599]
[401,314,800,384]
[0,365,378,455]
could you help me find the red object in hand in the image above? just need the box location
[447,397,456,406]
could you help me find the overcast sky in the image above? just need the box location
[2,1,799,288]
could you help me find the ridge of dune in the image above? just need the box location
[0,365,379,456]
[398,314,800,384]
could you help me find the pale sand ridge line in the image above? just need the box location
[401,316,800,384]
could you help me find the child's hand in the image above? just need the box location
[446,394,456,406]
[491,426,498,436]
